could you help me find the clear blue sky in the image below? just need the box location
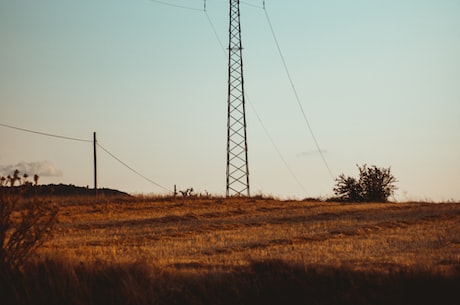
[1,0,459,201]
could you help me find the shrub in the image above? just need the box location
[334,164,397,202]
[0,188,58,270]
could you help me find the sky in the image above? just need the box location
[1,0,459,201]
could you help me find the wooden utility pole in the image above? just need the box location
[93,131,97,195]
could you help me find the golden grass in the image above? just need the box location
[38,197,460,274]
[2,195,459,305]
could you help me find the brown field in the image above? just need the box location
[3,195,460,305]
[42,197,460,273]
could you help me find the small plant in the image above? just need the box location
[0,170,40,188]
[0,188,58,270]
[334,164,397,202]
[12,169,20,186]
[179,188,194,197]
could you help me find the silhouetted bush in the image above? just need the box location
[334,164,397,202]
[0,188,58,271]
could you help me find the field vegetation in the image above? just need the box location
[1,193,459,304]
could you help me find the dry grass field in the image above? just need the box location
[42,196,460,273]
[2,195,460,304]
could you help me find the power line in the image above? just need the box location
[0,122,92,143]
[246,96,308,195]
[186,0,309,194]
[205,10,226,54]
[96,142,172,193]
[192,0,264,9]
[1,122,171,192]
[240,1,264,9]
[150,0,203,12]
[203,7,307,195]
[149,0,334,190]
[199,0,328,190]
[263,6,335,180]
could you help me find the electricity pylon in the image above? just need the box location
[226,0,250,197]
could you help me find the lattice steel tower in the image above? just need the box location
[226,0,250,197]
